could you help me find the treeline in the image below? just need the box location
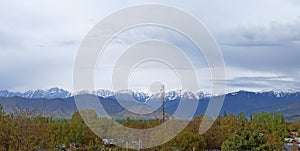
[0,106,101,150]
[0,105,299,150]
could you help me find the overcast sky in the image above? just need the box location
[0,0,300,93]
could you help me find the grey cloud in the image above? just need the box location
[109,25,209,69]
[217,76,300,91]
[222,44,300,75]
[0,53,74,91]
[219,19,300,47]
[1,0,300,92]
[215,19,300,79]
[283,0,300,5]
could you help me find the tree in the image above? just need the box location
[164,130,206,150]
[203,116,223,149]
[222,125,270,150]
[68,111,86,144]
[222,112,288,150]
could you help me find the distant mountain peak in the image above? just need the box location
[1,88,300,121]
[0,87,71,99]
[1,88,299,101]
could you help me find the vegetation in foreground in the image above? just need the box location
[0,105,299,150]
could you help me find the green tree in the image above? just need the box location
[68,111,86,144]
[222,125,271,150]
[222,112,288,150]
[164,130,206,151]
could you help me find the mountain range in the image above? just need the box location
[0,88,300,121]
[0,87,71,99]
[0,87,211,100]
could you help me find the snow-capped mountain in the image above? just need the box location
[265,89,298,98]
[0,87,71,99]
[93,89,114,98]
[1,88,300,121]
[1,88,299,102]
[0,87,211,101]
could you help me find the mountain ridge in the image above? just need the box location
[1,88,300,121]
[0,87,212,101]
[1,87,298,101]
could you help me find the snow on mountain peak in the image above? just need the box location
[0,88,213,101]
[0,87,71,99]
[3,88,298,101]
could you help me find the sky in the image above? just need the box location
[0,0,300,93]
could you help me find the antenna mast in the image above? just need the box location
[161,84,166,123]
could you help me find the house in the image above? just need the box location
[102,138,116,147]
[284,132,300,151]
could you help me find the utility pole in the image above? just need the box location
[161,84,166,123]
[138,139,142,151]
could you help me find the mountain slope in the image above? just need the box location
[0,89,300,121]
